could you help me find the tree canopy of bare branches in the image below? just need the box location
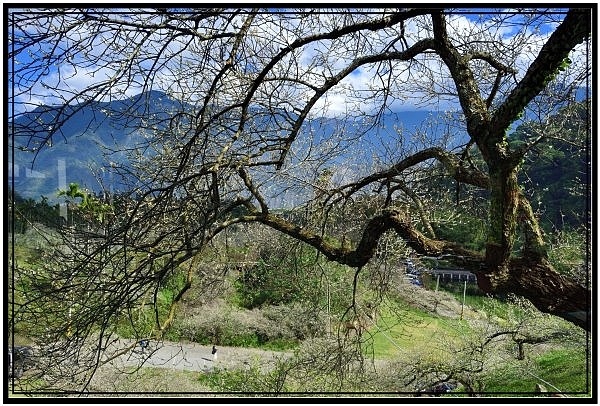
[8,7,592,391]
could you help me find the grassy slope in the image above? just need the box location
[369,306,468,359]
[484,348,591,395]
[363,286,590,396]
[10,237,590,396]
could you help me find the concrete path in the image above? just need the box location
[109,340,287,373]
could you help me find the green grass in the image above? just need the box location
[484,348,591,396]
[367,299,472,359]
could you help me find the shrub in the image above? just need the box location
[198,361,290,393]
[172,300,289,347]
[262,303,327,341]
[171,300,328,348]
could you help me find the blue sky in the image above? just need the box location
[7,8,587,117]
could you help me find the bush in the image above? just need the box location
[198,361,290,393]
[171,300,327,348]
[262,303,327,341]
[234,261,311,309]
[172,300,286,347]
[231,236,327,309]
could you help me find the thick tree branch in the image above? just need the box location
[331,147,489,204]
[464,51,517,74]
[477,257,590,331]
[431,12,490,142]
[243,208,483,269]
[491,8,591,136]
[516,192,547,260]
[257,201,590,331]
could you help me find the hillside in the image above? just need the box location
[9,92,588,235]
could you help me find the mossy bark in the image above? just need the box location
[483,166,520,278]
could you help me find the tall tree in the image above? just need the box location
[8,7,592,390]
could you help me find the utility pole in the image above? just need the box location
[460,280,467,320]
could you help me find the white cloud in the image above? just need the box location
[10,9,589,120]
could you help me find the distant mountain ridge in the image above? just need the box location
[8,88,588,205]
[8,91,444,201]
[9,91,182,201]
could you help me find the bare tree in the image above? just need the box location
[8,7,591,391]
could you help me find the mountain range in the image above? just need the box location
[8,91,448,201]
[9,91,187,201]
[8,87,588,214]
